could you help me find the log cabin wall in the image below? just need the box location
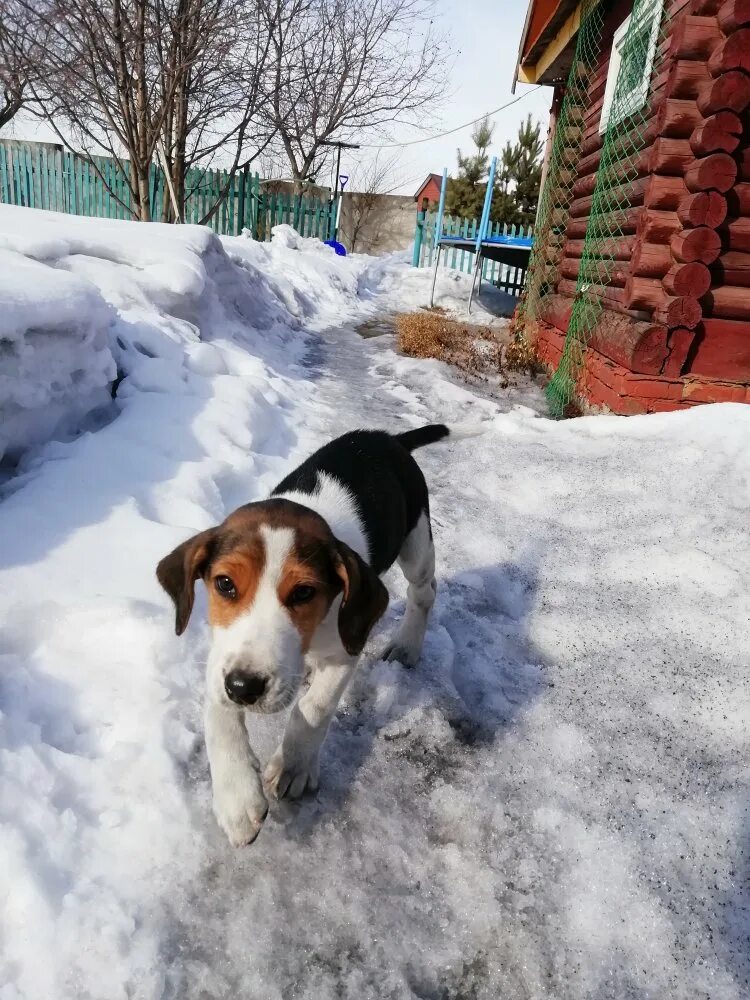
[529,0,750,412]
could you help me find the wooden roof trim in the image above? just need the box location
[514,0,582,88]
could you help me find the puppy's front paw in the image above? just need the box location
[264,745,320,800]
[212,772,268,847]
[380,639,421,667]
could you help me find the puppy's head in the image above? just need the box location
[156,499,388,713]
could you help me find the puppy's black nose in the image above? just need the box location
[225,670,267,705]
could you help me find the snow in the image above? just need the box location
[0,205,748,1000]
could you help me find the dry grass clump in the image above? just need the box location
[504,333,544,374]
[395,310,543,381]
[395,311,504,378]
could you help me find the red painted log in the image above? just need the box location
[539,294,573,335]
[690,0,723,14]
[740,149,750,182]
[564,237,636,261]
[711,250,750,286]
[671,226,722,263]
[669,14,721,62]
[632,241,673,277]
[569,178,647,219]
[571,173,599,200]
[654,296,703,328]
[587,319,669,375]
[689,111,743,155]
[637,210,681,242]
[662,261,712,296]
[647,138,694,176]
[559,257,628,287]
[665,60,711,99]
[677,190,727,228]
[652,99,704,139]
[643,175,689,210]
[717,0,750,32]
[556,278,628,312]
[708,30,750,74]
[684,152,738,192]
[688,317,750,378]
[721,218,750,252]
[566,208,640,241]
[701,285,750,320]
[579,130,604,160]
[725,183,750,217]
[670,16,722,60]
[625,277,666,312]
[696,71,750,115]
[663,327,698,377]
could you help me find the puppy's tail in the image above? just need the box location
[395,422,485,452]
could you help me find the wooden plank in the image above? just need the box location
[38,145,48,210]
[0,144,9,204]
[26,144,36,207]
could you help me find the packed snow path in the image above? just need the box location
[0,211,748,1000]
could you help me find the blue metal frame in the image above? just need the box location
[429,168,448,308]
[429,159,510,313]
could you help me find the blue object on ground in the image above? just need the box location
[324,240,347,256]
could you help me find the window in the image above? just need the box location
[599,1,663,134]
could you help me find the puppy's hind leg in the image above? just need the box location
[383,511,436,667]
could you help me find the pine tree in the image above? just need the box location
[444,116,494,220]
[444,114,543,228]
[507,115,543,227]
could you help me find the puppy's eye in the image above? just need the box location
[287,584,316,606]
[214,575,237,598]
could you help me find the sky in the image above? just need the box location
[349,0,553,196]
[8,0,552,198]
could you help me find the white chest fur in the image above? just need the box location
[275,471,370,564]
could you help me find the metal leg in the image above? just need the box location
[429,244,442,308]
[468,253,482,315]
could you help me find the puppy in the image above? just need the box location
[157,424,454,846]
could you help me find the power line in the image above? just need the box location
[357,86,544,149]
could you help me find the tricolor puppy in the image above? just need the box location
[157,424,457,847]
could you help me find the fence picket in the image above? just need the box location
[0,139,337,244]
[0,145,9,204]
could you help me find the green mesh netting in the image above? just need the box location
[517,0,608,326]
[517,0,668,416]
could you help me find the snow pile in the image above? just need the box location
[0,206,748,1000]
[0,247,115,461]
[0,208,374,465]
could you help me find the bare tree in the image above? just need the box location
[0,0,50,129]
[155,0,275,221]
[341,152,401,252]
[30,0,271,221]
[262,0,447,189]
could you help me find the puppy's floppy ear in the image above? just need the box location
[156,529,216,636]
[333,540,389,656]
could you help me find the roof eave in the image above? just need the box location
[516,0,583,88]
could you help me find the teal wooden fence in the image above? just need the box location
[0,140,335,240]
[412,211,533,296]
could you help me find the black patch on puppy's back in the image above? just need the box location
[272,430,430,575]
